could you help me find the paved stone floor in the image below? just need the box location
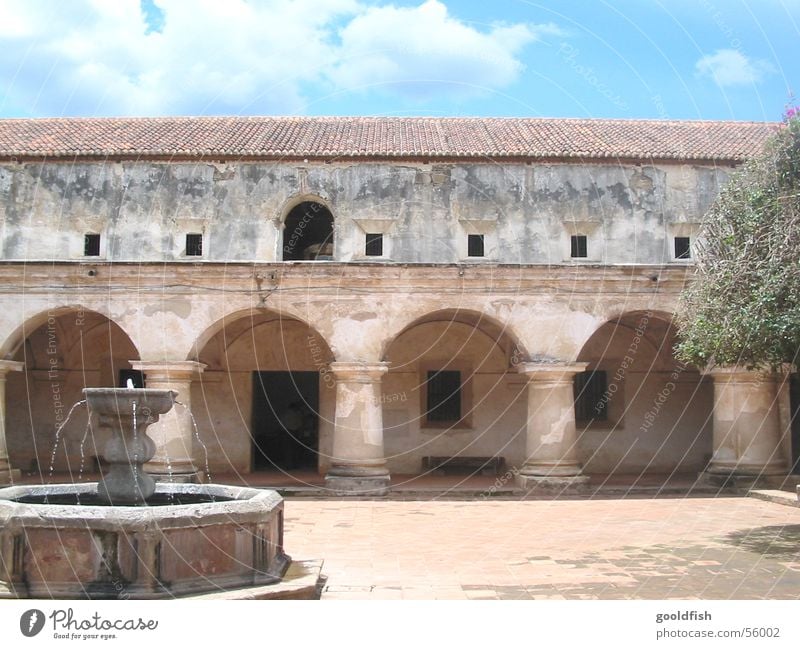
[284,496,800,599]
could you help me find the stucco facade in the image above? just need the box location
[0,116,792,493]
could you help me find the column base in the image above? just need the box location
[147,470,203,484]
[699,469,786,490]
[516,460,585,478]
[0,468,20,485]
[515,473,590,494]
[144,461,203,484]
[325,471,390,496]
[151,472,204,484]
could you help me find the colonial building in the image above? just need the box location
[0,116,794,494]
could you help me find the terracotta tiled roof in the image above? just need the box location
[0,116,777,162]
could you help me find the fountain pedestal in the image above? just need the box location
[86,388,176,505]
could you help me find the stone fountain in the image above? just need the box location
[0,387,319,599]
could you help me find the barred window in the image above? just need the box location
[365,233,383,256]
[186,233,203,256]
[570,234,587,258]
[84,234,100,256]
[467,234,485,257]
[674,236,691,259]
[426,370,462,422]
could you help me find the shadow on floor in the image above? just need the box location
[723,525,800,557]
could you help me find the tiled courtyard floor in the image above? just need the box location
[284,496,800,599]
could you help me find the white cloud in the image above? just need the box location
[695,48,774,87]
[0,0,360,115]
[0,0,553,116]
[330,0,560,99]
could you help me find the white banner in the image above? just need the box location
[0,600,797,649]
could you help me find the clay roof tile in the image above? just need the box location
[0,116,776,162]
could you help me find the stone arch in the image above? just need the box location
[576,310,678,365]
[5,307,141,475]
[574,309,712,476]
[570,308,677,363]
[379,308,529,475]
[278,194,335,261]
[0,304,139,360]
[187,306,335,363]
[186,307,336,476]
[380,308,529,367]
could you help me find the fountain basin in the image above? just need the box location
[0,483,289,599]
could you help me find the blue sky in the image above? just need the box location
[0,0,797,121]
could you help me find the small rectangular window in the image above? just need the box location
[365,233,383,257]
[570,235,587,258]
[674,236,691,259]
[467,234,485,257]
[186,233,203,257]
[574,370,608,422]
[426,370,462,423]
[84,234,100,257]
[119,369,145,389]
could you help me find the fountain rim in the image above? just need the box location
[0,483,283,529]
[82,387,178,395]
[81,386,179,404]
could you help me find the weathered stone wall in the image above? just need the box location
[0,154,732,478]
[0,160,729,264]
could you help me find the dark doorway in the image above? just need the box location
[791,374,800,474]
[119,369,144,388]
[282,201,334,261]
[252,371,319,471]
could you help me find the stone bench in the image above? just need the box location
[422,456,505,476]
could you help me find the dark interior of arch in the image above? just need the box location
[282,201,334,261]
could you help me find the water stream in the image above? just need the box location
[48,399,87,477]
[74,420,93,504]
[132,399,139,490]
[175,401,212,483]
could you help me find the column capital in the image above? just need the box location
[0,360,24,376]
[129,360,206,381]
[0,360,25,379]
[329,361,389,382]
[517,362,588,383]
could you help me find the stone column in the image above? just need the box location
[325,362,390,496]
[0,361,24,485]
[129,361,206,483]
[704,366,787,486]
[515,362,590,491]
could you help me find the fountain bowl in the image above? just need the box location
[0,482,290,599]
[83,387,177,418]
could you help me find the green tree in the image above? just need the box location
[676,109,800,370]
